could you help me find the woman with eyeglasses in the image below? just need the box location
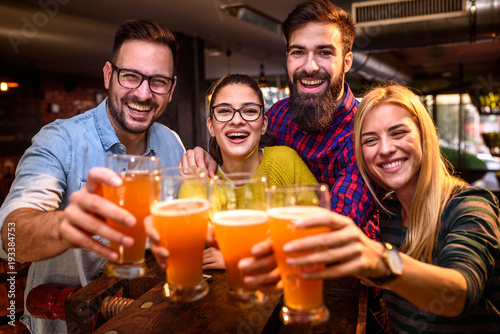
[202,73,318,269]
[205,74,317,182]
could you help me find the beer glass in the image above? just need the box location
[150,167,210,302]
[102,154,161,279]
[210,173,268,307]
[268,184,330,325]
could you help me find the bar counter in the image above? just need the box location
[65,256,366,333]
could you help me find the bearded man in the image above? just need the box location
[251,2,386,332]
[181,1,386,331]
[263,0,378,236]
[183,1,376,235]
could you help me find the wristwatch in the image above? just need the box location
[372,242,403,286]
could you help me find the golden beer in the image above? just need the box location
[103,172,159,264]
[212,209,268,289]
[151,198,210,288]
[210,172,268,307]
[268,206,330,311]
[102,154,160,279]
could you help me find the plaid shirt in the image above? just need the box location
[267,83,379,239]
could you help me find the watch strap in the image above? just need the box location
[371,242,401,286]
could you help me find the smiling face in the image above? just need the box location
[103,39,176,137]
[286,22,352,131]
[360,103,422,199]
[207,84,267,168]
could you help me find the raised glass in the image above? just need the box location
[102,154,161,279]
[150,167,210,302]
[268,184,331,325]
[210,173,268,307]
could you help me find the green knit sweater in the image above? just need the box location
[181,146,318,202]
[217,146,317,187]
[211,146,318,211]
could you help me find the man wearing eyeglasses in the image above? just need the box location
[0,19,184,333]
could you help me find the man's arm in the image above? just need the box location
[2,208,69,262]
[2,168,135,263]
[179,146,218,178]
[328,136,379,239]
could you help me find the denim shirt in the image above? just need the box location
[0,99,185,333]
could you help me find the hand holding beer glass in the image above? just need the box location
[268,184,331,325]
[150,167,210,302]
[102,154,161,279]
[210,173,268,307]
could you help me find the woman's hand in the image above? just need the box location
[203,247,226,269]
[239,238,282,293]
[283,211,386,281]
[144,215,169,270]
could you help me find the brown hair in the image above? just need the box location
[282,0,355,58]
[207,74,276,165]
[111,19,178,71]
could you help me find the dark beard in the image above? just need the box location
[288,70,344,132]
[107,80,159,134]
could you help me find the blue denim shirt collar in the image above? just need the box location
[94,98,157,156]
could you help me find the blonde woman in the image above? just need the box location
[249,84,500,333]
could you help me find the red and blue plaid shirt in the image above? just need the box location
[267,83,379,240]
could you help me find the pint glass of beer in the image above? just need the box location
[102,154,161,279]
[268,184,330,325]
[151,167,210,302]
[210,173,268,307]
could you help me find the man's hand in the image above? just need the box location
[179,146,218,178]
[2,167,136,262]
[62,167,136,261]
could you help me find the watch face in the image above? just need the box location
[387,249,403,276]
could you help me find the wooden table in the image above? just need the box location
[66,256,366,334]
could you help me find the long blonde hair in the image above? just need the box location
[354,84,466,263]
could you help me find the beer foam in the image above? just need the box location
[151,198,209,216]
[120,170,151,180]
[212,210,268,226]
[268,206,329,220]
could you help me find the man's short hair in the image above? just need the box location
[282,0,356,58]
[111,19,179,71]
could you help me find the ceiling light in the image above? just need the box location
[258,64,268,87]
[204,48,223,57]
[219,3,281,34]
[0,82,19,92]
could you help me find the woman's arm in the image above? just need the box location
[386,254,467,317]
[283,211,468,317]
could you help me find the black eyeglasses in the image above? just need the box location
[110,63,175,95]
[211,103,263,122]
